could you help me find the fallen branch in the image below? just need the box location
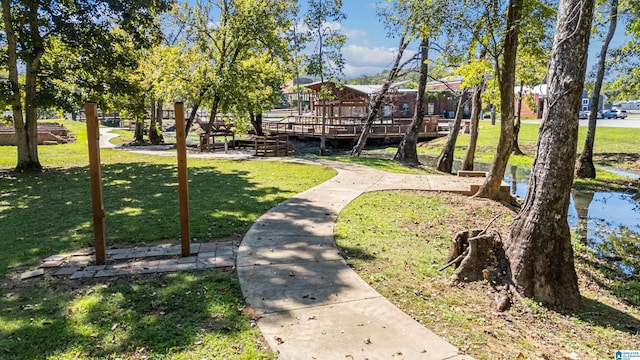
[438,248,469,271]
[478,214,500,237]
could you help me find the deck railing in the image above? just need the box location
[263,115,445,139]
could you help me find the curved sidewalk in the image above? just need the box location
[99,128,476,358]
[237,160,475,360]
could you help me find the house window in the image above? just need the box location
[401,103,410,116]
[582,99,589,106]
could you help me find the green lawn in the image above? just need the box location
[374,120,640,192]
[414,120,640,173]
[0,120,336,359]
[1,118,638,359]
[335,191,640,359]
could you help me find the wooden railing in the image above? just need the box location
[263,115,444,139]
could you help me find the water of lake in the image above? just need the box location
[467,161,640,276]
[360,151,640,275]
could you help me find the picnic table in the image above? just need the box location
[199,122,235,151]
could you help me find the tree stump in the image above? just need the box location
[445,229,506,284]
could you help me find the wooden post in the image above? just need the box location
[85,103,107,265]
[175,102,191,257]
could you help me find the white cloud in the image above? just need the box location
[342,44,417,77]
[343,64,387,77]
[324,21,366,39]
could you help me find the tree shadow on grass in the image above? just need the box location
[595,152,640,169]
[335,241,377,262]
[0,270,270,359]
[0,161,298,276]
[573,296,640,335]
[576,254,640,307]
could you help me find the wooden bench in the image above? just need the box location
[254,135,290,157]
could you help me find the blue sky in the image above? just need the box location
[302,1,631,79]
[307,1,409,77]
[290,1,407,77]
[187,1,631,79]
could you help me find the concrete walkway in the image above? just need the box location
[98,128,477,359]
[237,160,477,359]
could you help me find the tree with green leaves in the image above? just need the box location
[175,0,295,138]
[230,50,292,136]
[508,0,595,309]
[351,34,413,157]
[434,89,469,173]
[1,0,171,172]
[461,0,524,199]
[513,0,555,156]
[392,0,452,165]
[461,52,490,171]
[576,0,620,179]
[303,0,346,156]
[607,1,640,100]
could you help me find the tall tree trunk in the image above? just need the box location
[508,0,595,309]
[7,1,44,172]
[435,92,468,173]
[513,81,525,155]
[134,119,145,143]
[394,38,429,165]
[200,95,222,150]
[318,28,327,156]
[250,112,264,136]
[2,0,29,171]
[149,100,162,145]
[475,0,523,199]
[20,50,44,172]
[156,102,164,129]
[352,35,410,156]
[205,95,221,135]
[462,81,485,171]
[490,105,496,126]
[576,0,618,179]
[185,86,210,134]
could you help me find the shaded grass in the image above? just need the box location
[0,120,336,359]
[336,191,640,359]
[0,271,274,359]
[0,158,335,275]
[0,120,335,275]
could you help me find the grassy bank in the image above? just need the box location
[372,120,640,192]
[335,191,640,359]
[0,120,335,359]
[414,120,640,172]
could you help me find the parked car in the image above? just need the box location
[617,110,628,119]
[578,110,603,119]
[602,109,624,119]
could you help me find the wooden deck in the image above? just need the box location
[263,115,458,143]
[0,122,72,145]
